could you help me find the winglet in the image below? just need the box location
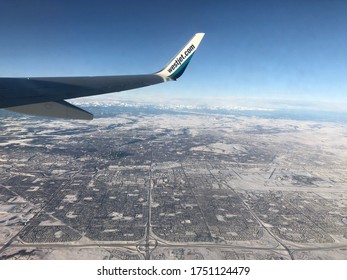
[157,33,205,81]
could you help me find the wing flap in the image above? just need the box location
[6,100,93,120]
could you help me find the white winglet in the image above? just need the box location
[157,33,205,81]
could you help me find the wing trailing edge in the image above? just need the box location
[7,101,93,120]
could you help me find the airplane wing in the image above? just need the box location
[0,33,205,120]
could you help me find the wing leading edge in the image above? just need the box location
[0,33,205,120]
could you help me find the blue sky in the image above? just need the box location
[1,0,347,107]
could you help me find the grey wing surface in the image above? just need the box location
[0,74,164,108]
